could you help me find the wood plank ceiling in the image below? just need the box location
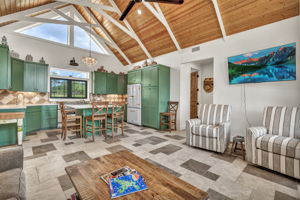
[0,0,299,66]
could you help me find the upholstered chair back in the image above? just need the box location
[198,104,231,125]
[263,106,300,138]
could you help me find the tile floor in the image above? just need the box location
[22,123,300,200]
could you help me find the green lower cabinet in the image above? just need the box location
[0,123,17,147]
[142,106,159,128]
[26,105,57,134]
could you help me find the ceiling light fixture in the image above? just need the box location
[137,9,142,15]
[82,2,97,67]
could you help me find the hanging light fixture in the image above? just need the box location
[82,3,97,67]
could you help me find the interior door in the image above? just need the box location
[190,71,199,118]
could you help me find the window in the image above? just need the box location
[50,78,87,99]
[20,17,68,44]
[50,68,89,79]
[74,26,106,54]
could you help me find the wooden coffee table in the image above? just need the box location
[65,150,208,200]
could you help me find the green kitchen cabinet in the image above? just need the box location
[0,123,17,147]
[93,72,107,94]
[0,45,11,90]
[142,67,158,87]
[128,70,141,84]
[140,65,170,129]
[11,57,24,91]
[24,62,48,92]
[106,73,118,94]
[26,105,57,134]
[117,74,127,94]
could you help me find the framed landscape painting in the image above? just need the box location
[228,43,296,84]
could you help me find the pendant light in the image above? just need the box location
[82,4,97,67]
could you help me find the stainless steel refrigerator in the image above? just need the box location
[127,84,141,125]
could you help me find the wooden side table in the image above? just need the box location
[231,136,245,160]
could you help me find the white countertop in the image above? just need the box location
[67,104,114,109]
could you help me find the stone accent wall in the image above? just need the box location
[0,90,127,105]
[0,90,49,105]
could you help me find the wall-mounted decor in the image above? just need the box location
[25,54,33,62]
[1,36,7,45]
[228,43,296,84]
[203,78,214,93]
[10,50,20,58]
[69,57,79,66]
[97,66,107,72]
[39,57,45,64]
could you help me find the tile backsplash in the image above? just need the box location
[0,90,127,105]
[0,90,49,105]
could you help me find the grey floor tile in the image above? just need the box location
[106,145,132,153]
[64,142,74,145]
[138,131,152,136]
[124,129,140,134]
[24,153,47,160]
[274,191,299,200]
[243,165,299,190]
[68,135,81,140]
[133,143,142,147]
[32,143,57,155]
[63,151,91,162]
[149,144,182,155]
[57,174,73,191]
[180,159,211,175]
[46,131,60,138]
[211,153,236,163]
[135,136,167,146]
[145,158,182,177]
[27,132,37,136]
[207,189,232,200]
[202,171,219,181]
[103,138,121,144]
[164,135,185,140]
[41,136,59,143]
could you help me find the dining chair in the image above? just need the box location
[159,101,179,132]
[85,101,109,142]
[59,102,82,140]
[107,102,126,139]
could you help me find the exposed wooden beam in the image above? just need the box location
[0,2,65,24]
[143,2,181,50]
[82,7,132,65]
[92,7,136,39]
[52,7,114,47]
[55,0,116,13]
[211,0,227,40]
[108,0,152,59]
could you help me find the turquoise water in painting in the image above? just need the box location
[230,63,296,84]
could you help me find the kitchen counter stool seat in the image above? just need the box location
[59,102,82,140]
[85,102,109,142]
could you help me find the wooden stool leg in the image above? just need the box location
[241,142,245,160]
[175,115,177,131]
[92,119,95,142]
[121,117,124,136]
[80,118,82,138]
[168,116,172,133]
[230,142,236,155]
[112,118,114,139]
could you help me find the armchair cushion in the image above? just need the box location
[256,135,300,159]
[0,168,26,200]
[192,124,220,138]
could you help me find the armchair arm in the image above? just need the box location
[245,127,267,163]
[0,145,23,173]
[185,119,202,145]
[218,122,231,153]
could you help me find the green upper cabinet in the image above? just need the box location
[93,72,107,94]
[142,67,158,87]
[93,72,127,95]
[11,58,24,91]
[106,73,118,94]
[0,45,11,90]
[24,62,48,92]
[117,74,127,94]
[128,70,141,84]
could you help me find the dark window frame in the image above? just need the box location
[50,77,88,99]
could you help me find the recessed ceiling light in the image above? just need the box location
[137,9,142,15]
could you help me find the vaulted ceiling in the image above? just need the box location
[0,0,299,66]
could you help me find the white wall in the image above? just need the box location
[131,16,300,138]
[2,32,126,73]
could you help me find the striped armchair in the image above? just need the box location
[246,106,300,179]
[186,104,231,153]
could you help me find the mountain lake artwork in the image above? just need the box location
[228,43,296,84]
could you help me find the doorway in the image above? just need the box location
[190,71,199,118]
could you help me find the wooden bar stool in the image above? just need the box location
[107,102,126,139]
[85,101,109,142]
[59,102,82,140]
[160,101,179,132]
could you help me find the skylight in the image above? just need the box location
[16,13,108,55]
[20,17,68,44]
